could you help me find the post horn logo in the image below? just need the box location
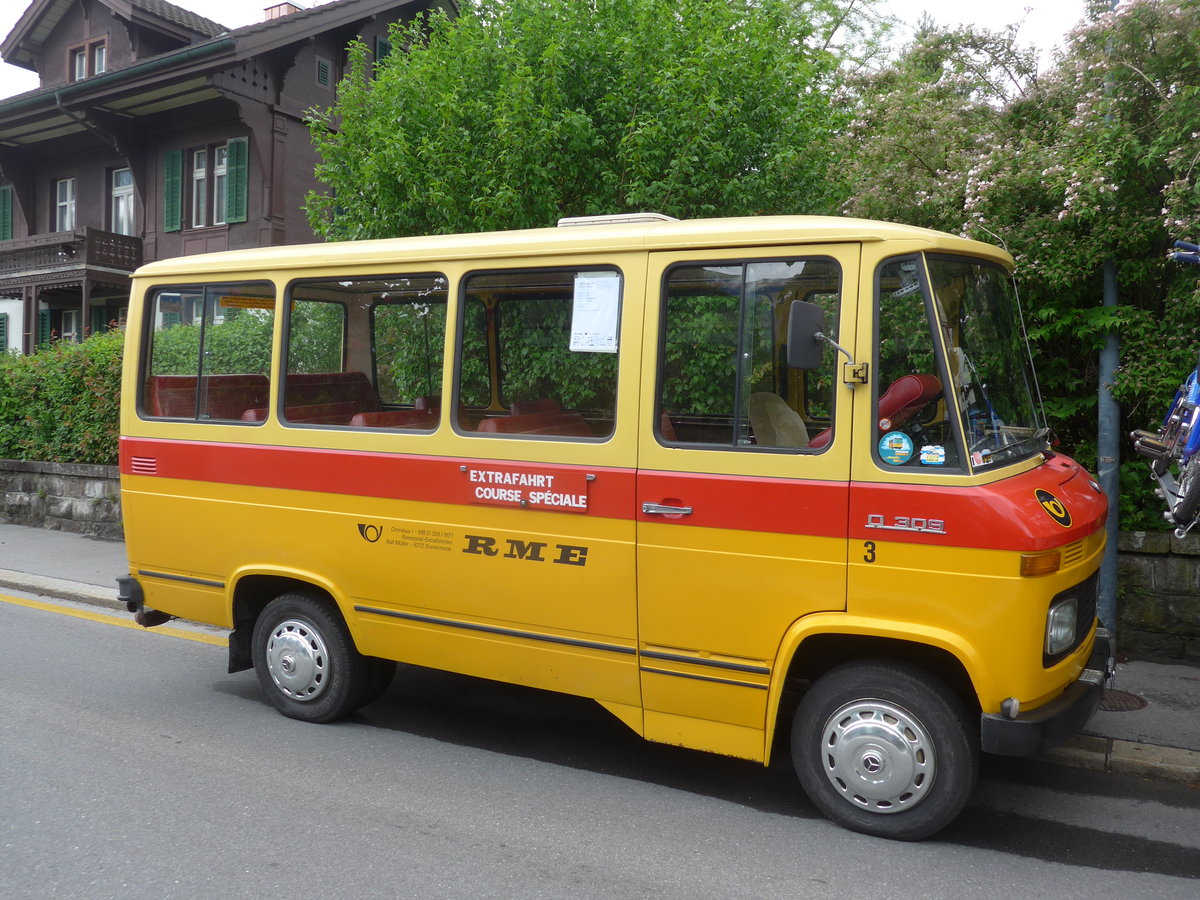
[1034,489,1072,528]
[357,523,383,543]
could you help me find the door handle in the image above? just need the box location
[642,502,693,516]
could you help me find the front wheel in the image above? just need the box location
[791,661,978,841]
[1171,455,1200,527]
[252,592,368,723]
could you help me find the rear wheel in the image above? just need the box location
[252,592,368,723]
[791,661,978,841]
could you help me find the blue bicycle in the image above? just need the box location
[1131,240,1200,536]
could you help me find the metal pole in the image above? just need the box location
[1096,0,1122,638]
[1097,260,1119,636]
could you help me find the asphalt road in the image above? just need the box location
[2,592,1199,899]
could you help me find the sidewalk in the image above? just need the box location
[1,522,1197,786]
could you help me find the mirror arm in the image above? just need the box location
[817,332,854,365]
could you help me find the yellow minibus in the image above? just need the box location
[118,214,1112,839]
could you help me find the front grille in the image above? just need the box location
[1043,570,1099,668]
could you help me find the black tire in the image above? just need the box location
[791,661,978,841]
[252,592,368,723]
[1172,455,1200,527]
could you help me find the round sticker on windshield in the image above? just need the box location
[879,431,914,465]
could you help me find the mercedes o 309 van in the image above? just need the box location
[118,214,1112,840]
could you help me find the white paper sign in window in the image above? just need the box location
[570,271,620,353]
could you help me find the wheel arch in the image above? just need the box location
[226,568,350,674]
[764,615,985,764]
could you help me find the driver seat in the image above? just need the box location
[807,374,941,450]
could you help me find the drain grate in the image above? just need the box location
[1099,689,1148,712]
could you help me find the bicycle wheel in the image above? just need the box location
[1172,455,1200,527]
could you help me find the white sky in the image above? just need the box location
[0,0,1102,100]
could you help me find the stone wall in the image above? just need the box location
[0,459,122,540]
[1117,531,1200,663]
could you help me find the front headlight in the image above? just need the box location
[1045,597,1078,656]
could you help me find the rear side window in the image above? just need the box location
[281,273,448,429]
[658,258,841,450]
[141,282,275,422]
[455,267,622,440]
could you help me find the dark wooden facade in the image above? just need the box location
[0,0,440,353]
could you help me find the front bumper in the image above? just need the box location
[980,628,1115,757]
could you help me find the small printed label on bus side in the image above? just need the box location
[463,465,590,512]
[865,514,947,534]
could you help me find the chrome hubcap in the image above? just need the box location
[265,618,329,702]
[819,699,935,814]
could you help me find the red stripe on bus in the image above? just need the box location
[120,437,636,518]
[635,469,848,539]
[121,437,1103,548]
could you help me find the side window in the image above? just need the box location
[659,258,841,450]
[283,274,447,429]
[142,283,275,421]
[875,257,960,470]
[456,267,621,439]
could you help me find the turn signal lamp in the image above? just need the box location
[1020,550,1061,577]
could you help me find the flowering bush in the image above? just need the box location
[840,0,1200,528]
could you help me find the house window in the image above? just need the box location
[111,168,134,235]
[191,150,208,227]
[61,309,79,343]
[55,178,76,231]
[69,39,106,81]
[213,145,229,226]
[174,138,247,230]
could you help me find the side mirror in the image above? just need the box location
[787,300,826,370]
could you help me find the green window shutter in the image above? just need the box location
[224,137,248,224]
[0,185,12,241]
[0,312,8,349]
[37,310,51,346]
[375,36,392,62]
[163,149,183,233]
[90,306,108,336]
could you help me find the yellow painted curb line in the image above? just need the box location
[0,592,225,647]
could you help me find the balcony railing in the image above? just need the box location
[0,228,142,282]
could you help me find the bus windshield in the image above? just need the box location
[926,255,1047,469]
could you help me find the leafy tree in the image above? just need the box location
[306,0,879,239]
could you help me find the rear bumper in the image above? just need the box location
[116,573,172,628]
[980,628,1114,757]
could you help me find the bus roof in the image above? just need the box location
[132,215,1014,279]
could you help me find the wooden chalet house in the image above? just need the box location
[0,0,441,354]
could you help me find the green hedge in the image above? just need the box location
[0,330,123,465]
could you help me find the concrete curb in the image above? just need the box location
[1038,735,1200,787]
[0,568,122,610]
